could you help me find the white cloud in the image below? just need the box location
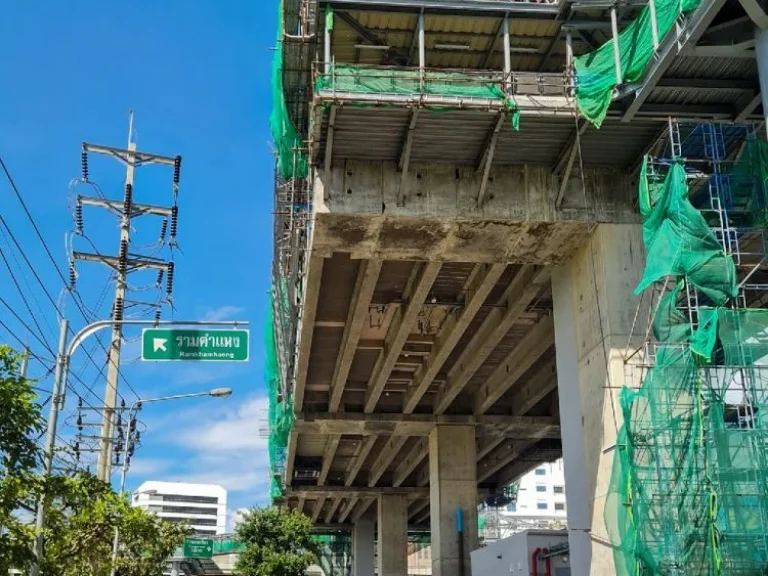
[202,305,246,322]
[155,395,272,507]
[125,457,170,477]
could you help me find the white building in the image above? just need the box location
[501,459,567,528]
[132,481,227,536]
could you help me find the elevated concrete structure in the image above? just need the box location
[272,0,768,574]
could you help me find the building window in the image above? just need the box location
[555,503,566,511]
[553,486,564,494]
[536,485,547,493]
[157,505,218,516]
[537,503,548,510]
[162,517,218,527]
[535,468,546,476]
[506,503,517,512]
[154,494,219,504]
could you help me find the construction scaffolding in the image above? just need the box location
[610,121,768,576]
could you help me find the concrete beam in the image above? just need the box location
[285,429,298,487]
[622,0,728,121]
[335,11,409,63]
[477,112,506,206]
[397,109,420,205]
[735,92,762,122]
[325,497,343,523]
[434,266,551,414]
[368,435,409,486]
[364,262,441,412]
[295,412,561,437]
[287,486,429,498]
[476,437,505,461]
[325,106,337,174]
[319,434,342,486]
[294,254,325,411]
[346,435,378,486]
[312,496,327,522]
[474,315,555,414]
[393,437,429,487]
[507,359,557,416]
[554,119,589,210]
[329,259,383,412]
[297,496,305,514]
[352,497,376,522]
[477,437,548,483]
[338,498,358,523]
[403,263,506,413]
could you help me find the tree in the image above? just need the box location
[0,345,188,575]
[234,506,318,576]
[0,344,44,572]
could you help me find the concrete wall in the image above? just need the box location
[471,530,570,576]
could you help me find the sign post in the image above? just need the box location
[183,538,214,559]
[141,328,249,362]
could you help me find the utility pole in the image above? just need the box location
[75,112,181,481]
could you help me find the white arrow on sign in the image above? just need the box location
[153,338,168,352]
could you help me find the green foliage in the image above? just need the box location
[0,344,187,576]
[39,473,189,576]
[0,345,44,572]
[234,506,317,576]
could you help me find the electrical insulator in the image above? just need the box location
[116,413,122,428]
[115,453,121,466]
[114,297,124,322]
[123,183,133,216]
[115,436,123,454]
[159,219,168,241]
[156,269,165,287]
[166,262,175,295]
[173,155,182,185]
[78,397,83,409]
[76,415,83,432]
[81,149,89,181]
[75,200,84,234]
[154,308,162,323]
[170,205,179,239]
[128,443,135,457]
[129,416,136,433]
[69,261,76,289]
[118,239,128,276]
[74,442,80,461]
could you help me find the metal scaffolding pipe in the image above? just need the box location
[418,11,426,88]
[502,15,511,94]
[610,7,623,85]
[648,0,660,50]
[325,6,332,73]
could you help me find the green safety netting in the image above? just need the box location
[270,0,308,179]
[266,302,295,500]
[605,157,768,576]
[315,64,520,131]
[574,0,701,128]
[724,138,768,227]
[636,159,738,306]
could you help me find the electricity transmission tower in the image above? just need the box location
[74,112,182,481]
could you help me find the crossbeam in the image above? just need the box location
[286,486,429,498]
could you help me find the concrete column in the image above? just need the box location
[429,425,478,576]
[377,495,407,576]
[755,26,768,138]
[352,517,375,576]
[551,224,647,576]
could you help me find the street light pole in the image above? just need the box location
[110,387,233,576]
[29,318,245,576]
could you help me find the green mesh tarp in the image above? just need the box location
[270,0,308,179]
[636,157,737,305]
[316,64,520,130]
[606,157,768,576]
[724,138,768,227]
[266,302,295,500]
[574,0,702,127]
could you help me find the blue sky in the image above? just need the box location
[0,1,276,519]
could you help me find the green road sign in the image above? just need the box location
[141,328,249,362]
[183,537,213,559]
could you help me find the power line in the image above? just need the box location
[0,155,141,402]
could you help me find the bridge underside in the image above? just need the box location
[273,0,768,572]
